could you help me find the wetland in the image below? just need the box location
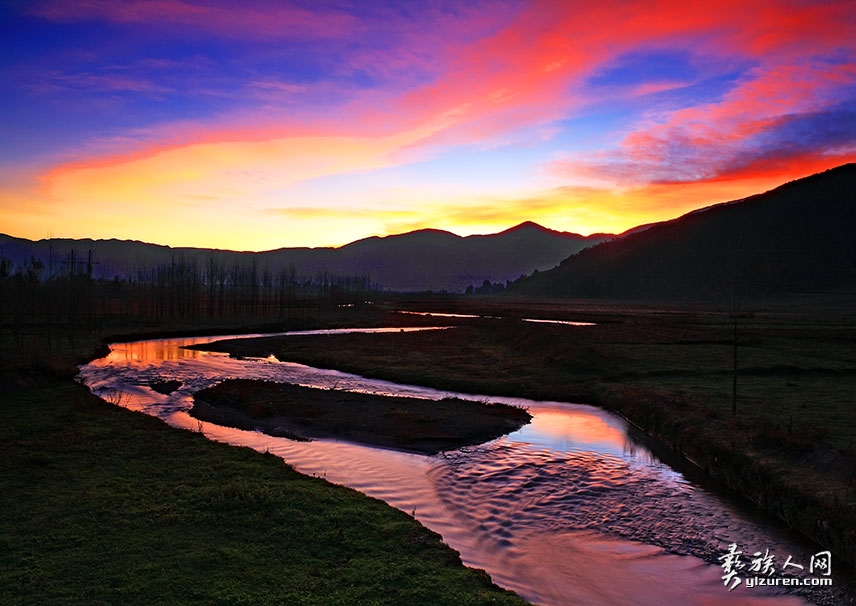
[4,298,856,605]
[74,299,856,605]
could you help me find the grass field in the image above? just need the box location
[0,312,526,605]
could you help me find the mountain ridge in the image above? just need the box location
[0,222,606,293]
[510,163,856,300]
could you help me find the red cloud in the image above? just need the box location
[18,0,856,247]
[384,0,853,157]
[534,0,856,190]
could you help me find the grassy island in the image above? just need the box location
[191,379,531,455]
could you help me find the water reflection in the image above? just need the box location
[396,311,483,319]
[522,318,596,326]
[76,330,831,606]
[515,405,631,455]
[85,334,257,368]
[395,310,596,326]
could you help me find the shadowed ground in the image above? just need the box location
[191,379,531,455]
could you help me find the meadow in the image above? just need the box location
[2,293,855,604]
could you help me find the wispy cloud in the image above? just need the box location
[27,70,172,96]
[27,0,357,39]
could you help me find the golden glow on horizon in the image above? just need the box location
[1,163,831,251]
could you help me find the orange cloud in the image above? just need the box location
[15,107,478,249]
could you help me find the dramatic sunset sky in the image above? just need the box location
[2,0,855,250]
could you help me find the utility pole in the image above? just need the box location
[86,249,100,279]
[729,231,744,416]
[731,277,738,416]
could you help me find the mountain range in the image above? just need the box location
[4,164,854,298]
[0,221,606,293]
[510,164,856,300]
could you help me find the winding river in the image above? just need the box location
[78,329,846,606]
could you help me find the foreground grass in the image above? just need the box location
[0,374,525,604]
[199,299,856,566]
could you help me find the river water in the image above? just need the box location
[77,330,845,606]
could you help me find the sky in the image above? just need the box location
[1,0,855,251]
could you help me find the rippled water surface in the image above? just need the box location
[78,331,844,605]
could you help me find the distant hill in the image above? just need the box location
[511,164,856,301]
[0,222,606,293]
[331,221,605,291]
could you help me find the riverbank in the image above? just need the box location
[191,379,531,455]
[0,381,527,605]
[192,300,856,568]
[0,317,527,605]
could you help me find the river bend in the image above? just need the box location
[78,330,842,605]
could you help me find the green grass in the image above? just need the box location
[0,380,526,605]
[595,319,856,450]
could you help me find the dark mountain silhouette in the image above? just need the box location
[332,221,605,291]
[511,164,856,300]
[0,222,605,293]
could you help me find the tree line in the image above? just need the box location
[0,249,378,360]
